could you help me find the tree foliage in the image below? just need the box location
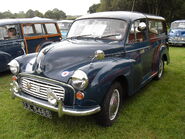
[89,0,185,23]
[0,9,66,20]
[44,8,66,20]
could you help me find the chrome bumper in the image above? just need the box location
[10,81,101,117]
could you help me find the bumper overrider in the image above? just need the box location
[10,73,101,117]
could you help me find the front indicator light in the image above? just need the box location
[76,91,85,100]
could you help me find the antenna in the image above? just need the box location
[131,0,136,11]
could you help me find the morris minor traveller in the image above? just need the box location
[9,11,170,126]
[168,20,185,46]
[0,17,61,72]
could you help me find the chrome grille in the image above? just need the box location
[20,77,65,101]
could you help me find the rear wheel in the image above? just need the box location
[96,82,123,126]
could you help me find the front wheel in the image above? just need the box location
[155,58,164,80]
[96,82,123,126]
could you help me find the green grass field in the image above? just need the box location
[0,47,185,139]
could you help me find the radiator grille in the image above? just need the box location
[20,77,65,101]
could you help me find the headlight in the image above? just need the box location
[8,59,20,75]
[70,70,88,90]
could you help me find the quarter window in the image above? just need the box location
[149,20,165,39]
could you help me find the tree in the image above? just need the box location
[2,11,15,18]
[14,11,26,18]
[26,9,35,18]
[34,10,44,17]
[88,4,100,13]
[95,0,185,23]
[45,8,66,20]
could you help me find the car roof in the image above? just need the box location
[58,20,74,23]
[171,20,185,23]
[77,11,165,22]
[0,17,57,26]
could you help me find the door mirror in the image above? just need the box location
[94,50,105,60]
[138,22,147,31]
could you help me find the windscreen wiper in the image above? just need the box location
[98,33,121,39]
[66,34,92,39]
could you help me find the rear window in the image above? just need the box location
[45,23,58,34]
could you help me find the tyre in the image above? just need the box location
[96,82,123,126]
[155,58,164,80]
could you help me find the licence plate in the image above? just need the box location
[22,102,52,119]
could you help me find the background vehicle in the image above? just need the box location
[9,11,169,126]
[58,20,73,38]
[168,20,185,46]
[0,17,61,72]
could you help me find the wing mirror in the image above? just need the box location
[138,22,147,31]
[90,50,105,68]
[94,50,105,60]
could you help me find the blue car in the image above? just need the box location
[9,11,170,126]
[57,20,74,39]
[168,20,185,46]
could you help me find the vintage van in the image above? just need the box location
[0,17,61,72]
[9,12,169,126]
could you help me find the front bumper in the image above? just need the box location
[10,80,101,117]
[169,38,185,45]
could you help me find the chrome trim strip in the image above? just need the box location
[126,45,151,53]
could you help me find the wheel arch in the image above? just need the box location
[112,75,128,97]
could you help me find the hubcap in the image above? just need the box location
[158,59,164,78]
[109,89,120,121]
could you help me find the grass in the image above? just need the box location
[0,47,185,139]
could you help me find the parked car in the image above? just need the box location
[0,17,61,72]
[168,20,185,46]
[58,20,73,38]
[9,11,170,126]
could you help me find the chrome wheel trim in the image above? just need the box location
[158,59,164,78]
[109,89,120,121]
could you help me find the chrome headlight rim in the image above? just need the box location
[70,70,88,91]
[8,59,20,75]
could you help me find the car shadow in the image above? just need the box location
[0,70,11,77]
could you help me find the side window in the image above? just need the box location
[34,24,45,35]
[0,24,20,40]
[45,23,58,34]
[149,20,165,39]
[127,19,147,44]
[23,24,34,36]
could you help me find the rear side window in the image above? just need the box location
[34,24,45,35]
[23,24,46,36]
[149,20,165,39]
[45,23,58,34]
[23,24,34,36]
